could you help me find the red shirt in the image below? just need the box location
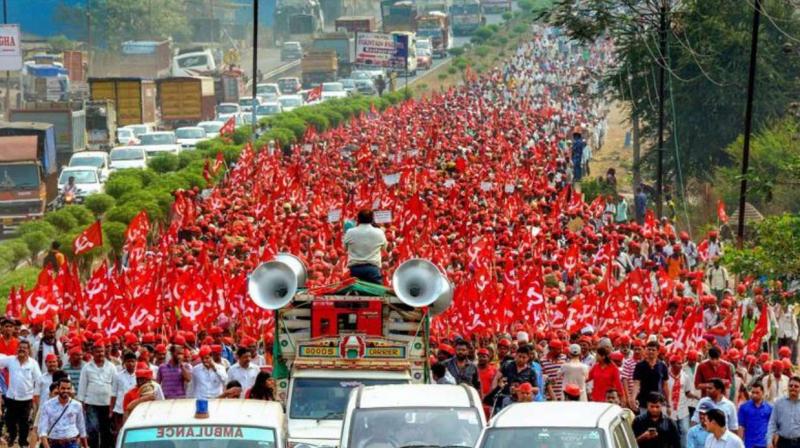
[694,360,732,396]
[478,364,497,397]
[0,336,19,384]
[123,388,140,413]
[587,362,623,402]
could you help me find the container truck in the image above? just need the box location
[381,0,417,33]
[416,12,451,58]
[450,0,483,35]
[85,100,117,151]
[274,0,325,45]
[335,16,378,33]
[157,77,216,129]
[89,78,158,127]
[21,64,70,102]
[312,33,356,77]
[9,107,87,168]
[301,49,339,88]
[0,122,58,232]
[116,40,172,79]
[480,0,511,13]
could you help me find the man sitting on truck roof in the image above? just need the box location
[344,209,388,285]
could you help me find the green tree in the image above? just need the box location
[84,193,116,216]
[724,214,800,278]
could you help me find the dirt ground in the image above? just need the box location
[588,102,633,193]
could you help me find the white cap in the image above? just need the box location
[569,344,581,356]
[516,331,529,343]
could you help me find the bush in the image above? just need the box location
[472,26,494,43]
[303,112,330,132]
[148,153,180,173]
[448,47,465,57]
[2,239,30,266]
[62,205,95,226]
[106,203,151,225]
[44,209,79,232]
[84,193,116,216]
[447,66,458,75]
[513,24,528,34]
[21,231,50,263]
[16,220,57,239]
[0,246,14,272]
[0,266,40,311]
[178,151,202,169]
[502,11,513,20]
[580,177,617,202]
[103,221,127,254]
[105,174,144,199]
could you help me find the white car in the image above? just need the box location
[174,126,208,150]
[254,102,283,121]
[238,96,261,113]
[278,95,303,112]
[136,131,181,159]
[216,102,241,122]
[58,166,104,197]
[197,120,224,138]
[256,83,282,101]
[109,146,147,171]
[321,82,348,100]
[68,151,110,182]
[121,123,155,137]
[116,127,139,145]
[476,402,637,448]
[339,384,486,448]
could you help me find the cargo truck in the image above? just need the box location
[416,12,451,58]
[0,123,58,232]
[21,64,70,102]
[157,77,216,129]
[312,33,356,77]
[480,0,511,13]
[9,107,87,169]
[116,40,172,79]
[274,0,325,45]
[85,100,117,151]
[416,0,452,15]
[301,49,339,88]
[89,78,158,127]
[335,16,378,33]
[450,0,483,35]
[381,0,417,33]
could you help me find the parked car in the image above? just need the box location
[175,126,208,150]
[136,131,181,158]
[277,77,302,94]
[339,78,357,95]
[255,103,283,121]
[216,102,241,122]
[68,151,110,181]
[57,166,104,198]
[116,127,139,145]
[109,146,147,171]
[197,120,225,138]
[321,82,348,100]
[476,402,637,448]
[281,41,303,61]
[354,79,377,95]
[278,95,304,112]
[238,96,261,113]
[256,83,282,101]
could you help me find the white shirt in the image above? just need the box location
[39,371,54,401]
[32,340,63,371]
[344,224,388,267]
[190,363,227,400]
[0,354,42,400]
[112,370,137,414]
[226,363,260,398]
[667,369,692,420]
[704,430,744,448]
[38,397,86,439]
[77,360,116,406]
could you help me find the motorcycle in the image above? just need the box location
[49,188,84,210]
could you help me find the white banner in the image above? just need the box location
[383,172,401,186]
[444,179,456,188]
[327,209,342,223]
[480,182,493,191]
[0,25,22,71]
[374,210,392,224]
[355,32,396,68]
[504,184,515,193]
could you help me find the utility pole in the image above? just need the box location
[655,0,668,219]
[4,0,10,120]
[251,0,258,140]
[737,0,762,248]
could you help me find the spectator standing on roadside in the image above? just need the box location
[77,343,116,448]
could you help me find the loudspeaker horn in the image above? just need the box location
[248,253,307,310]
[392,259,452,314]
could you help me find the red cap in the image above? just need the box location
[209,326,223,335]
[632,339,645,348]
[477,348,490,357]
[517,383,534,393]
[727,349,741,361]
[135,368,153,379]
[759,352,771,363]
[687,350,700,362]
[669,354,683,364]
[438,344,455,356]
[549,340,562,349]
[185,333,196,343]
[610,351,624,362]
[564,384,581,398]
[142,333,156,344]
[68,346,82,355]
[772,361,784,372]
[45,353,58,362]
[155,343,167,354]
[222,336,233,346]
[125,334,138,345]
[199,345,212,357]
[202,336,214,345]
[240,337,256,347]
[498,339,511,348]
[173,335,186,346]
[618,335,631,345]
[43,321,56,331]
[211,344,222,354]
[779,346,792,358]
[782,358,793,371]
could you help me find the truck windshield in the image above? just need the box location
[290,378,407,420]
[121,425,277,448]
[479,428,605,448]
[0,164,39,189]
[348,408,482,448]
[177,54,209,68]
[140,134,176,145]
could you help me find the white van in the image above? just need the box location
[172,49,217,77]
[340,384,486,448]
[117,399,287,448]
[476,402,637,448]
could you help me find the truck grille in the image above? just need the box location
[0,200,43,216]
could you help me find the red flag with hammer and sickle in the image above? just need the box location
[73,221,103,255]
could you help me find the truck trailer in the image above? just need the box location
[89,78,158,127]
[157,77,217,129]
[9,107,86,168]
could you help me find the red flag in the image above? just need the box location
[717,199,728,224]
[73,221,103,255]
[747,304,769,354]
[212,151,225,174]
[307,85,323,102]
[219,115,236,136]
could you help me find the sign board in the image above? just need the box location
[355,32,396,68]
[392,33,409,70]
[327,209,342,223]
[0,25,22,71]
[374,210,392,224]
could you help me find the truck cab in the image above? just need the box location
[172,48,217,77]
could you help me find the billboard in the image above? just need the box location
[355,32,409,69]
[0,24,22,71]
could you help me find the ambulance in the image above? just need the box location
[247,254,453,448]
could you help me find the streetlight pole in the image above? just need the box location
[655,0,668,219]
[251,0,259,141]
[4,0,9,119]
[737,0,762,248]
